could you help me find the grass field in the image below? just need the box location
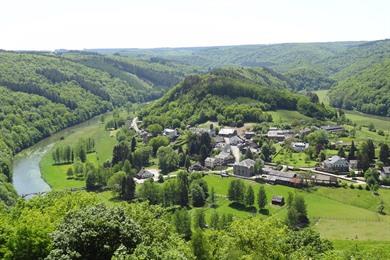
[202,174,390,243]
[315,90,390,131]
[40,112,120,190]
[267,110,311,123]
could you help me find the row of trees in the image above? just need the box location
[228,180,268,210]
[137,172,209,208]
[52,138,95,165]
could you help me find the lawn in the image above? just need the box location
[40,112,119,190]
[315,90,390,131]
[203,174,390,242]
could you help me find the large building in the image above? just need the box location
[218,128,237,137]
[322,155,349,173]
[233,159,256,177]
[320,125,344,133]
[266,129,294,141]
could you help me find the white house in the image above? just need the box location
[291,142,309,152]
[218,128,237,137]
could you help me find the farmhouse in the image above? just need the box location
[136,168,155,179]
[311,174,338,186]
[322,155,349,173]
[271,196,285,206]
[291,142,309,152]
[233,159,256,177]
[320,125,344,133]
[218,128,237,137]
[263,169,303,187]
[266,129,294,141]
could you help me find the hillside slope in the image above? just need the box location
[0,51,163,205]
[329,60,390,116]
[140,68,334,128]
[62,52,200,89]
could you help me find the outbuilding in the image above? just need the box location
[272,196,285,206]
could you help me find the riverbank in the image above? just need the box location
[39,112,121,190]
[12,111,117,195]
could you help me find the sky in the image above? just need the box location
[0,0,389,50]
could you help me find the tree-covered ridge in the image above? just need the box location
[0,51,155,106]
[95,39,390,80]
[329,59,390,116]
[62,52,199,89]
[140,68,334,128]
[284,68,336,91]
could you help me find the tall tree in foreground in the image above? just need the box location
[379,143,389,166]
[245,186,255,207]
[228,179,245,204]
[47,205,141,259]
[209,187,217,208]
[172,209,192,240]
[192,230,209,260]
[348,140,357,160]
[193,209,206,229]
[177,171,189,207]
[257,185,267,210]
[286,194,309,229]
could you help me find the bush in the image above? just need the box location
[349,183,355,189]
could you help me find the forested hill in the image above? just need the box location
[329,59,390,116]
[91,39,390,117]
[0,51,171,205]
[140,67,334,128]
[60,51,201,89]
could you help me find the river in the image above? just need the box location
[12,114,106,197]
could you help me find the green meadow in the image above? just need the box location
[202,174,390,245]
[40,113,119,190]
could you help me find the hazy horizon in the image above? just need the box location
[1,0,389,51]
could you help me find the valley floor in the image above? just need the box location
[33,104,390,254]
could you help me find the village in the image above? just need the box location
[131,117,390,203]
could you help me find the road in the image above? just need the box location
[131,117,141,133]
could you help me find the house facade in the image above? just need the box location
[233,159,256,177]
[322,155,349,173]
